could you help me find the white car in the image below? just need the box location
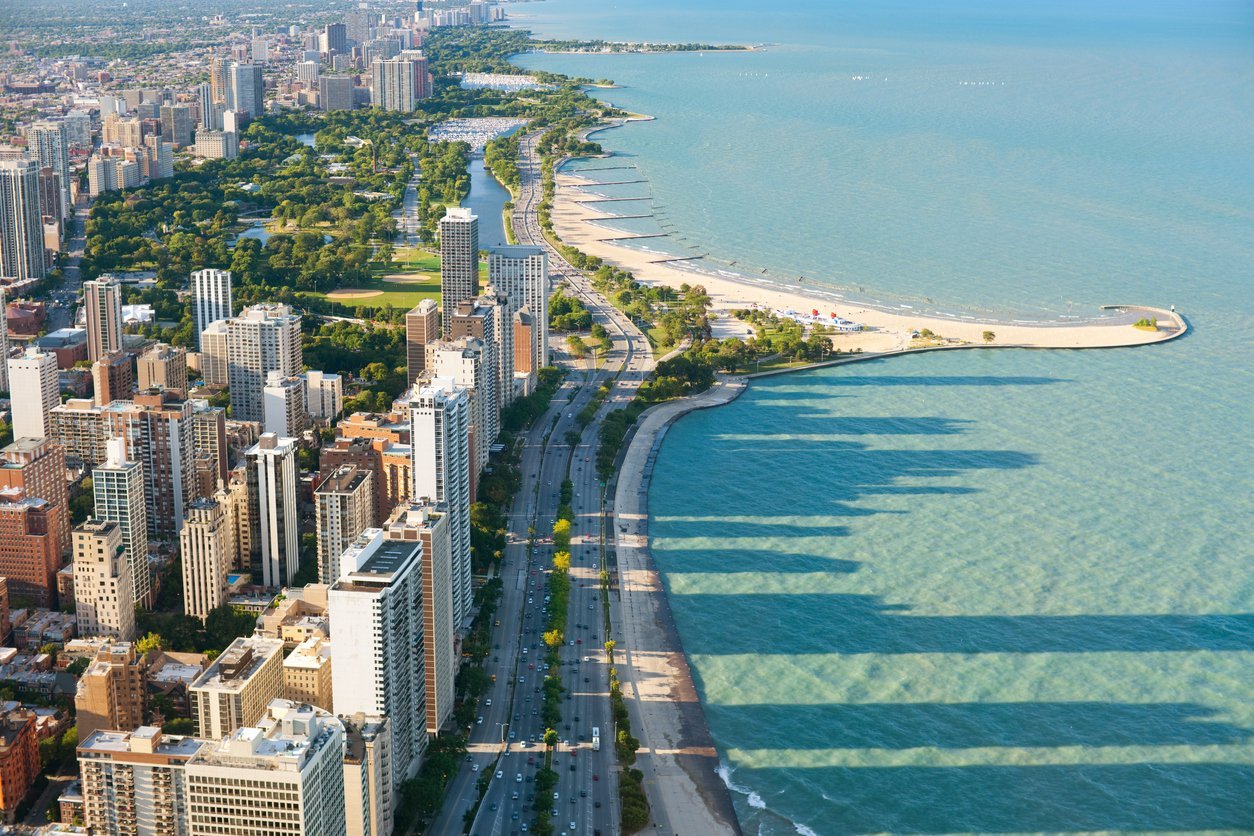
[471,764,480,772]
[496,770,504,779]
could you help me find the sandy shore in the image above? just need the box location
[553,168,1186,351]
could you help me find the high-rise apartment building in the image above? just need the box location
[319,75,356,112]
[137,343,188,393]
[25,121,71,220]
[329,528,427,787]
[0,159,46,287]
[188,636,285,740]
[227,63,265,120]
[296,60,320,87]
[92,350,133,406]
[102,391,195,541]
[245,434,299,588]
[370,52,430,111]
[191,269,232,350]
[0,288,7,392]
[386,503,454,735]
[315,465,374,584]
[0,437,70,551]
[262,371,309,437]
[0,491,62,607]
[191,400,229,486]
[439,209,478,336]
[488,245,549,371]
[342,713,393,836]
[83,277,125,362]
[321,436,411,527]
[226,304,302,424]
[184,700,347,836]
[405,298,438,385]
[75,642,149,742]
[198,319,229,386]
[179,496,230,620]
[49,399,107,468]
[0,710,38,824]
[72,519,136,641]
[304,370,343,422]
[449,295,504,440]
[409,379,472,626]
[159,104,193,148]
[6,349,59,440]
[322,23,348,56]
[426,339,493,481]
[77,725,207,836]
[92,438,150,609]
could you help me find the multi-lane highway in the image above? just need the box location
[430,133,655,836]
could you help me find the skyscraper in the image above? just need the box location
[198,320,229,386]
[25,121,71,220]
[191,269,233,349]
[74,643,149,743]
[246,434,299,588]
[405,299,438,385]
[6,349,59,440]
[226,304,302,424]
[409,379,472,626]
[227,63,265,120]
[370,51,429,112]
[197,82,218,130]
[426,338,494,480]
[488,245,550,371]
[386,503,454,735]
[83,277,124,362]
[315,464,374,584]
[303,370,343,422]
[102,391,195,542]
[322,22,348,56]
[159,104,193,148]
[439,208,478,337]
[72,519,136,641]
[319,75,356,112]
[329,528,428,787]
[180,496,230,620]
[92,437,150,609]
[0,159,46,287]
[262,371,309,437]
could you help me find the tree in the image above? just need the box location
[982,330,996,343]
[544,728,558,748]
[543,628,563,648]
[136,632,163,655]
[553,550,571,573]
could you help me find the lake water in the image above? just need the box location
[463,159,513,249]
[516,1,1254,833]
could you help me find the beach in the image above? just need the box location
[552,166,1186,351]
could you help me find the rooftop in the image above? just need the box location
[78,726,207,759]
[189,637,282,693]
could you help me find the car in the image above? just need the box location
[529,663,535,670]
[519,676,525,683]
[570,823,577,831]
[521,824,528,832]
[514,714,521,722]
[594,801,602,808]
[551,809,559,817]
[476,716,484,725]
[472,764,480,772]
[509,731,517,739]
[569,764,577,772]
[593,774,599,781]
[580,790,587,798]
[574,716,580,723]
[553,792,559,800]
[516,773,523,783]
[496,770,504,779]
[584,677,590,683]
[490,803,498,811]
[465,754,472,762]
[512,811,520,819]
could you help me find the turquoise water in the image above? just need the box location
[516,2,1254,833]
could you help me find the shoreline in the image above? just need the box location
[556,120,1187,351]
[610,377,749,836]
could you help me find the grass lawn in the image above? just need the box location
[306,248,489,309]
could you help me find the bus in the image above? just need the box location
[591,727,601,752]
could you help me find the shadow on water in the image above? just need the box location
[653,548,861,575]
[738,762,1254,833]
[708,702,1253,749]
[675,593,1254,654]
